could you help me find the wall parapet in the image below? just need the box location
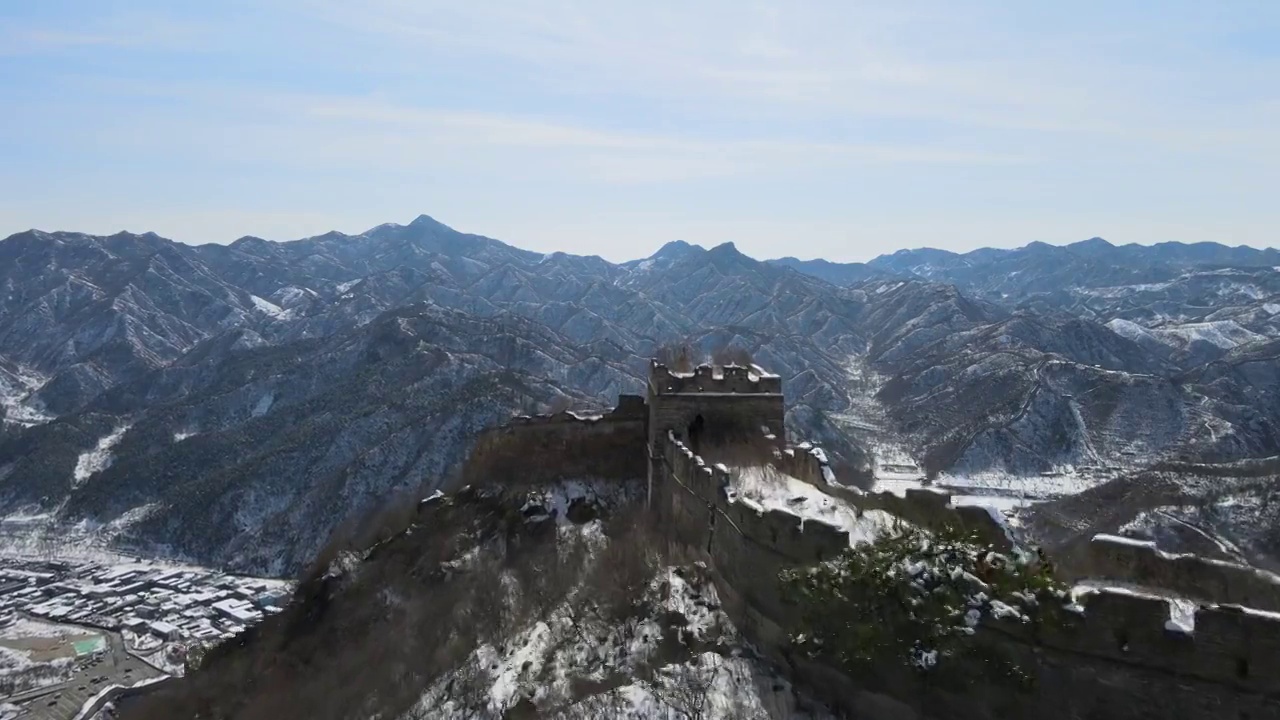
[459,396,648,487]
[655,423,1280,712]
[506,394,647,426]
[660,431,850,563]
[1079,533,1280,613]
[759,429,1015,552]
[978,584,1280,696]
[650,360,783,395]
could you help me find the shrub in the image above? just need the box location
[780,524,1064,689]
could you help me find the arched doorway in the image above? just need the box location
[687,414,705,456]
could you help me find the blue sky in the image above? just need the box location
[2,1,1277,262]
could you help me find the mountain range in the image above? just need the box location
[1,215,1278,575]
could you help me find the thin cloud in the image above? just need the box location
[0,14,210,56]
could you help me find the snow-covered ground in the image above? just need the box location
[72,424,132,487]
[832,353,920,473]
[137,646,186,677]
[0,364,51,428]
[1109,318,1266,351]
[251,391,274,417]
[249,294,292,320]
[0,505,173,566]
[0,617,85,693]
[403,565,834,720]
[520,478,639,523]
[935,469,1120,501]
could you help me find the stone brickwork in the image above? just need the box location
[460,396,647,487]
[641,362,1280,720]
[1078,533,1280,612]
[461,359,1280,719]
[654,423,1280,719]
[765,431,1014,551]
[649,362,784,395]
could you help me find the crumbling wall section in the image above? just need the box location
[460,396,647,487]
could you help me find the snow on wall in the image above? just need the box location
[1082,533,1280,613]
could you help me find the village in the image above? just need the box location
[0,556,291,719]
[0,557,289,647]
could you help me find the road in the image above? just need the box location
[2,622,166,720]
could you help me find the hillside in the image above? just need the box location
[2,218,1279,574]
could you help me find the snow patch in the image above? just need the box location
[251,392,274,417]
[249,294,290,320]
[0,365,52,427]
[72,424,132,487]
[271,285,313,308]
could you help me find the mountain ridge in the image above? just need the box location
[2,216,1278,575]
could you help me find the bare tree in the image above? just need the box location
[656,342,700,373]
[543,395,574,415]
[709,343,754,367]
[650,660,720,720]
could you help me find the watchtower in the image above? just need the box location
[646,360,786,501]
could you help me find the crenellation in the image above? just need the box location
[466,356,1280,719]
[1193,605,1280,693]
[1083,534,1280,612]
[649,360,784,396]
[1067,590,1181,662]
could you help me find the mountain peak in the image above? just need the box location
[1069,237,1114,251]
[650,240,702,260]
[408,214,454,232]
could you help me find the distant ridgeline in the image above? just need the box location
[458,360,1280,720]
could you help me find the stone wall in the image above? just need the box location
[646,361,786,463]
[765,431,1014,552]
[460,396,647,486]
[657,431,849,647]
[652,428,1280,720]
[649,362,783,395]
[1074,534,1280,612]
[457,361,1280,719]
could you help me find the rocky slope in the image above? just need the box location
[2,217,1278,574]
[121,479,835,720]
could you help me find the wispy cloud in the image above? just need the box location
[0,11,210,56]
[1,0,1277,256]
[300,0,1280,150]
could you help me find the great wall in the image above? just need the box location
[466,360,1280,720]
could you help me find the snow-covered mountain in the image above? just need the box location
[2,217,1278,574]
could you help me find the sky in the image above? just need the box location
[1,1,1278,263]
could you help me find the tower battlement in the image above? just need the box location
[649,360,783,395]
[463,355,1280,718]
